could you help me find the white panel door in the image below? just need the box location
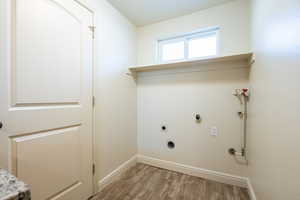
[0,0,94,199]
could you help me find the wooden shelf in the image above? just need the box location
[129,53,253,76]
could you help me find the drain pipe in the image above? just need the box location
[229,89,249,160]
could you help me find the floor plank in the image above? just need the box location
[92,163,250,200]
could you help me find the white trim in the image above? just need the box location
[247,178,257,200]
[137,155,248,188]
[97,155,137,191]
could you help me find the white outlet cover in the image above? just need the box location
[210,126,218,136]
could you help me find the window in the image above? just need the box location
[158,28,219,63]
[161,40,185,61]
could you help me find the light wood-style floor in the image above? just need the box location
[92,163,250,200]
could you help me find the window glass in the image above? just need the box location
[161,41,185,62]
[188,33,217,59]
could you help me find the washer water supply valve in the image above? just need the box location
[233,88,249,104]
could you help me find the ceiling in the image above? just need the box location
[107,0,234,26]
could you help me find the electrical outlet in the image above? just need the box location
[210,126,218,136]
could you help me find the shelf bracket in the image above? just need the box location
[126,71,137,79]
[249,53,256,66]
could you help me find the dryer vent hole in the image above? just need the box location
[167,141,175,149]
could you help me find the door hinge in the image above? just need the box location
[92,163,95,175]
[92,96,95,107]
[88,26,96,39]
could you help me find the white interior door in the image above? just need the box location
[0,0,94,199]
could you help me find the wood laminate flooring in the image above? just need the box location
[92,163,250,200]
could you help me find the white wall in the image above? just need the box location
[80,0,137,184]
[248,0,300,199]
[136,0,251,177]
[137,0,251,66]
[137,66,250,177]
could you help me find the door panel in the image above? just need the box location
[11,126,81,200]
[0,0,94,199]
[14,0,82,105]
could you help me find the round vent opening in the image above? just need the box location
[167,141,175,149]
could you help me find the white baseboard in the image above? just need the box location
[247,178,257,200]
[98,155,137,191]
[137,155,248,188]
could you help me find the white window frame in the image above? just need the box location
[157,27,220,64]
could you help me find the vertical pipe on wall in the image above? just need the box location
[229,89,249,162]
